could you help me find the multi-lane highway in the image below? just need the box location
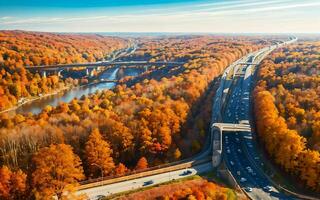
[221,42,297,200]
[76,37,299,200]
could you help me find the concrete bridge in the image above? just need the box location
[25,61,184,78]
[211,122,251,167]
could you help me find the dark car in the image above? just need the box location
[180,170,192,176]
[143,180,154,186]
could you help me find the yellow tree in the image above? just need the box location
[298,150,320,191]
[85,128,115,178]
[32,144,85,200]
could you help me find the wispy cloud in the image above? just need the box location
[0,0,319,33]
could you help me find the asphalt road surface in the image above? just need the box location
[222,52,295,200]
[77,163,213,200]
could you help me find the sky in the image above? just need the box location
[0,0,319,33]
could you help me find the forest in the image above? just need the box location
[0,34,266,199]
[0,31,128,111]
[253,40,320,192]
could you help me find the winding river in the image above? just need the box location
[11,67,141,115]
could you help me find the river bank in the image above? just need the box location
[0,84,75,115]
[0,67,142,115]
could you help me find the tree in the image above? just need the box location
[0,166,27,200]
[0,166,11,199]
[135,157,148,170]
[114,163,129,176]
[173,148,182,160]
[32,144,85,200]
[85,128,115,177]
[10,169,27,200]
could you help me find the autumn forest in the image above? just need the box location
[0,30,319,199]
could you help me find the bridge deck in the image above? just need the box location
[25,61,184,70]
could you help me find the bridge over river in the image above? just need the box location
[25,61,184,78]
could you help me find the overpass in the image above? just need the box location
[25,61,184,78]
[211,122,251,167]
[237,62,259,65]
[25,61,184,70]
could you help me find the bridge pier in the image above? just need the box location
[42,71,47,78]
[86,68,89,76]
[86,68,96,77]
[144,65,149,72]
[57,70,63,77]
[212,127,222,168]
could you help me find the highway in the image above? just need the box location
[77,163,212,199]
[76,37,299,200]
[221,42,297,200]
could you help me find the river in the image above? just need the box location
[11,67,142,115]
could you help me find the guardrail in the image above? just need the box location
[78,157,211,190]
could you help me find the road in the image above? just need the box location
[222,46,296,200]
[77,163,213,200]
[76,37,299,200]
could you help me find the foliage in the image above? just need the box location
[0,35,267,198]
[31,144,85,199]
[254,41,320,191]
[0,30,127,110]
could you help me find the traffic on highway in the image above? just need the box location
[221,40,297,200]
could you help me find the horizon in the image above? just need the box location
[1,0,320,33]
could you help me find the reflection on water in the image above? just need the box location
[12,67,139,115]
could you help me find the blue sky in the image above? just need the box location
[0,0,319,33]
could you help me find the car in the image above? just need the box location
[237,149,241,153]
[96,195,106,200]
[237,171,241,176]
[235,138,240,142]
[245,187,253,192]
[227,149,231,154]
[180,170,192,176]
[143,180,154,186]
[263,186,272,192]
[240,177,247,183]
[230,161,234,166]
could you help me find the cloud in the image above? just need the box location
[0,0,319,33]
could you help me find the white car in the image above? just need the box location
[240,177,247,183]
[237,149,241,153]
[245,187,253,192]
[264,186,272,192]
[230,161,234,166]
